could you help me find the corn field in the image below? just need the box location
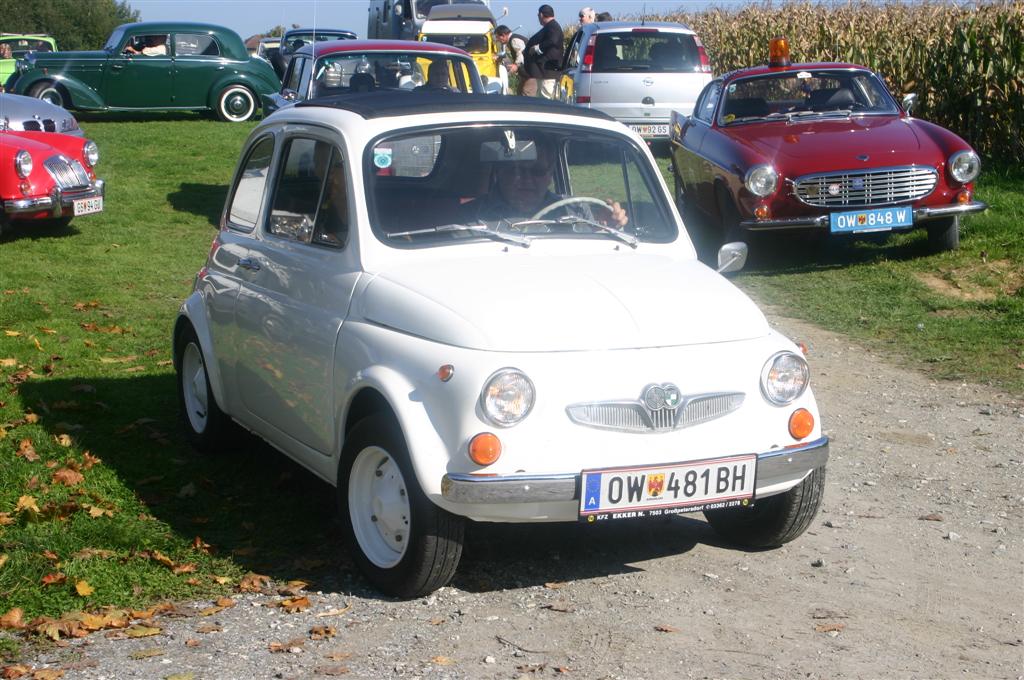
[637,1,1023,165]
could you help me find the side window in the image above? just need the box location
[123,34,169,56]
[565,33,582,69]
[175,34,220,57]
[695,82,721,123]
[283,57,303,92]
[227,136,275,231]
[296,57,313,99]
[268,138,347,248]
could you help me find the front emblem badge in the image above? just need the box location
[643,383,681,410]
[827,183,842,196]
[857,154,870,161]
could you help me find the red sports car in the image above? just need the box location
[0,129,104,236]
[670,39,986,255]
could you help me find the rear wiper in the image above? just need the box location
[511,216,638,249]
[386,223,531,247]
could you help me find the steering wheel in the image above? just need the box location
[531,196,611,220]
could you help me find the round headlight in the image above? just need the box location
[83,140,99,167]
[480,368,535,427]
[948,150,979,184]
[15,150,33,179]
[760,351,809,406]
[744,165,778,197]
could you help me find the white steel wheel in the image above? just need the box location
[30,81,65,108]
[180,341,210,435]
[338,414,464,598]
[349,445,411,568]
[216,85,256,122]
[175,325,233,453]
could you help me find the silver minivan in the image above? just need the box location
[559,22,712,140]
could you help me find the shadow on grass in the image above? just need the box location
[19,374,731,598]
[167,183,228,227]
[0,220,81,243]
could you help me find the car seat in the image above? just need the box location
[349,72,376,93]
[723,97,769,119]
[809,87,856,111]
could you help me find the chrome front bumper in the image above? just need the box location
[441,436,829,504]
[3,179,105,218]
[740,201,987,230]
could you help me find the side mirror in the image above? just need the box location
[500,6,509,17]
[283,89,297,101]
[716,242,748,274]
[901,92,917,116]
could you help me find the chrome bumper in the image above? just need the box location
[441,436,830,504]
[4,179,105,217]
[740,201,987,230]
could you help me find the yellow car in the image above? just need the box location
[417,4,507,93]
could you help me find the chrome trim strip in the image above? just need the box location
[3,179,104,216]
[440,436,830,504]
[741,215,829,230]
[740,200,988,230]
[913,201,987,220]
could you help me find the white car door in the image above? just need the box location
[232,129,361,458]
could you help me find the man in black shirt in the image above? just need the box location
[522,4,563,99]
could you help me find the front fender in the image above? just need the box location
[14,72,107,110]
[341,365,451,500]
[173,293,228,416]
[207,70,280,109]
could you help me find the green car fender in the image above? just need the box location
[207,70,279,110]
[14,71,106,110]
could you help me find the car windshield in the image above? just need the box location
[421,34,490,54]
[592,32,702,73]
[312,52,480,95]
[103,29,126,51]
[367,125,677,248]
[719,69,900,125]
[415,0,485,19]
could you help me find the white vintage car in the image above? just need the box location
[174,92,829,597]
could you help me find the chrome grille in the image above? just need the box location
[566,392,744,434]
[43,155,90,190]
[793,166,937,207]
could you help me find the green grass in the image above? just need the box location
[0,114,1020,637]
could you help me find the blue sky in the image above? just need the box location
[130,0,730,41]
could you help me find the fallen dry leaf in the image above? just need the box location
[34,671,65,680]
[0,514,13,526]
[0,555,6,569]
[543,581,567,590]
[52,468,85,487]
[278,579,308,596]
[185,639,201,647]
[654,624,679,633]
[211,575,232,585]
[24,414,39,424]
[0,358,17,368]
[71,548,115,560]
[81,452,101,469]
[309,625,336,640]
[918,513,944,522]
[428,617,445,626]
[15,439,38,462]
[316,604,352,618]
[4,331,21,337]
[74,581,94,597]
[191,536,211,554]
[41,573,66,587]
[124,625,162,638]
[171,563,197,575]
[54,434,72,447]
[323,652,352,661]
[431,656,455,666]
[815,622,846,634]
[268,637,306,653]
[128,648,163,660]
[15,495,40,514]
[0,608,25,630]
[1,664,30,679]
[236,572,270,593]
[278,596,311,614]
[195,624,222,634]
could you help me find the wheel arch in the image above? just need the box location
[207,74,267,112]
[26,75,105,109]
[172,298,229,416]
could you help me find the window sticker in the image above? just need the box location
[723,114,736,123]
[797,71,812,79]
[373,147,393,169]
[727,83,737,94]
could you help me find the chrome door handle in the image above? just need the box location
[238,257,261,271]
[112,64,124,70]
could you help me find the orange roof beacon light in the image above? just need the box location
[769,37,791,68]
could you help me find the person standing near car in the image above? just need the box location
[522,4,563,99]
[578,7,596,24]
[495,25,528,94]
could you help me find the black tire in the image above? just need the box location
[215,85,258,122]
[927,216,960,252]
[29,81,67,108]
[705,466,826,548]
[175,325,234,454]
[715,185,745,246]
[338,413,464,598]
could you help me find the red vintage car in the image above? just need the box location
[669,38,986,256]
[0,129,104,237]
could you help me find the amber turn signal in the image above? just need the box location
[769,36,791,67]
[754,203,770,220]
[437,364,455,382]
[957,189,972,204]
[468,432,502,465]
[788,408,814,440]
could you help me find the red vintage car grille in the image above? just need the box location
[43,155,91,190]
[793,166,938,208]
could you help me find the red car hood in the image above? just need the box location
[732,116,937,170]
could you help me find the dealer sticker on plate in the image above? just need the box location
[579,454,756,522]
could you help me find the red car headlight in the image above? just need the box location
[15,150,33,179]
[744,165,778,197]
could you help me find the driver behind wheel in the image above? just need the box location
[460,135,627,228]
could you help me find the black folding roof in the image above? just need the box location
[295,91,615,122]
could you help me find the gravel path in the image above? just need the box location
[12,310,1024,679]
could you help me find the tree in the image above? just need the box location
[0,0,139,51]
[263,25,286,38]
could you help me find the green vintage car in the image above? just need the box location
[4,22,280,122]
[0,34,57,84]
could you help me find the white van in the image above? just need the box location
[559,22,712,140]
[367,0,488,40]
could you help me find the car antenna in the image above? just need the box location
[641,3,647,25]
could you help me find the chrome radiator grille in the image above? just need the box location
[566,392,745,433]
[793,166,937,207]
[44,155,91,190]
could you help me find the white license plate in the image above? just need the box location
[628,123,669,138]
[579,454,756,521]
[73,196,103,216]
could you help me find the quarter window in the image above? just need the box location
[175,34,220,56]
[695,82,721,123]
[227,136,275,231]
[268,138,348,248]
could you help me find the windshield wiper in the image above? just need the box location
[780,109,853,123]
[510,216,638,249]
[386,223,531,247]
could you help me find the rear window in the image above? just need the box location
[0,38,53,57]
[593,32,701,74]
